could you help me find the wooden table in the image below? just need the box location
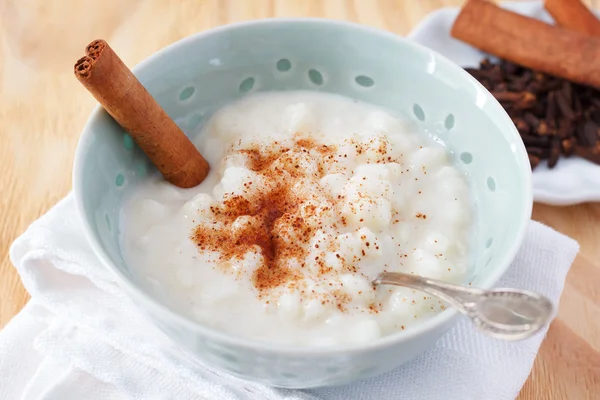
[0,0,598,398]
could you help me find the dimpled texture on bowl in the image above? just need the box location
[73,19,532,388]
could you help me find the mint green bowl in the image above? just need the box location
[73,18,532,388]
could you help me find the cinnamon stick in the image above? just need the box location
[74,40,210,188]
[451,0,600,89]
[545,0,600,36]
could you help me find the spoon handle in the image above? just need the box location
[374,272,484,315]
[375,272,556,340]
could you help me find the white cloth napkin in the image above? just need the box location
[0,194,579,400]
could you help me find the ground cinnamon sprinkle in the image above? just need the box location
[191,137,339,293]
[368,302,381,314]
[239,148,287,172]
[332,290,352,312]
[295,137,335,155]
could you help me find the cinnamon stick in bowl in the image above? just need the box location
[74,40,210,188]
[545,0,600,36]
[451,0,600,89]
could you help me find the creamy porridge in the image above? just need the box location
[120,91,473,346]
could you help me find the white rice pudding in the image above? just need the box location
[120,91,473,346]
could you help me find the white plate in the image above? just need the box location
[408,1,600,205]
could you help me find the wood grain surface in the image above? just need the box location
[0,1,598,398]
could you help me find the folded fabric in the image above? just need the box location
[0,194,579,400]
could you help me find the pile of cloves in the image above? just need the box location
[464,58,600,170]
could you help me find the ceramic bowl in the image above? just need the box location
[73,18,532,388]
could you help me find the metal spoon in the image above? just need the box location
[373,272,555,341]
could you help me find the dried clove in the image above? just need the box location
[555,90,574,120]
[562,138,575,156]
[526,147,544,157]
[513,117,530,135]
[464,57,600,170]
[548,137,561,168]
[557,119,574,139]
[521,134,550,147]
[523,112,541,129]
[546,91,557,129]
[528,154,541,169]
[561,81,572,106]
[579,120,599,147]
[574,143,600,164]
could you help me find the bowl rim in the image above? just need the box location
[73,17,533,356]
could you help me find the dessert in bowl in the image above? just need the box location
[122,90,475,346]
[73,19,532,388]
